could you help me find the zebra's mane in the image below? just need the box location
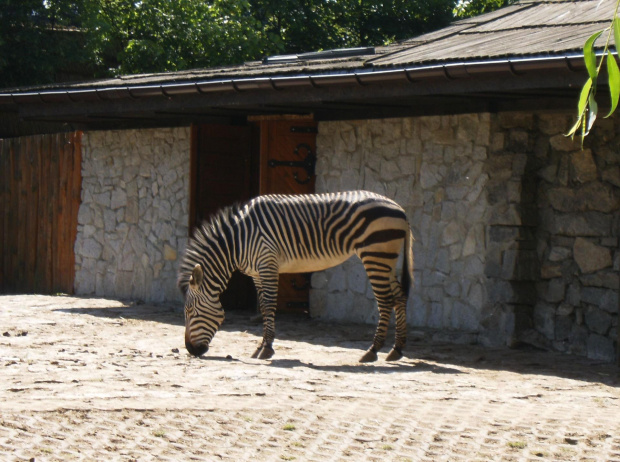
[177,203,242,296]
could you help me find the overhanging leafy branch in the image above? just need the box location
[568,0,620,142]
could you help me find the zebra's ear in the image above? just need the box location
[189,264,203,288]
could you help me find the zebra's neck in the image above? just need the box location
[201,218,240,297]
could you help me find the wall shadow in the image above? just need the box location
[53,302,185,327]
[53,301,619,386]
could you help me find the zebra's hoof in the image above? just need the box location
[359,349,378,363]
[385,348,403,362]
[258,346,275,360]
[251,346,262,359]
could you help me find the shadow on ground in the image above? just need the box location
[202,355,464,375]
[54,301,185,326]
[54,300,620,386]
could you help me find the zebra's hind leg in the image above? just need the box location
[357,244,402,363]
[360,303,392,362]
[386,284,407,361]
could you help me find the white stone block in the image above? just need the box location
[348,263,368,294]
[311,272,328,290]
[441,221,461,246]
[327,266,347,292]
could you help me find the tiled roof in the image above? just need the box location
[369,0,615,67]
[0,0,613,135]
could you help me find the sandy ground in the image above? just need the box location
[1,295,619,461]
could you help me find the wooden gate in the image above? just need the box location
[258,118,318,314]
[0,132,82,294]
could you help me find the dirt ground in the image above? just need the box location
[1,295,619,462]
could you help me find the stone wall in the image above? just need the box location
[312,112,619,361]
[531,115,619,360]
[74,127,190,302]
[482,113,542,347]
[481,112,619,361]
[311,115,494,343]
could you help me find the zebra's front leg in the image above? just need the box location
[251,268,278,360]
[250,324,276,359]
[252,307,276,359]
[250,334,266,359]
[251,340,273,359]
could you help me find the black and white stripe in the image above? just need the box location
[179,190,414,362]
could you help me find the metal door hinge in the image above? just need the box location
[268,143,316,184]
[290,126,317,134]
[286,301,309,310]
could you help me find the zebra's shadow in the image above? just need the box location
[273,358,462,375]
[205,355,462,375]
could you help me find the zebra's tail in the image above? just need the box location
[401,226,415,297]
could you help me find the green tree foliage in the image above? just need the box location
[0,0,461,88]
[84,0,268,75]
[250,0,456,53]
[0,0,92,88]
[453,0,515,18]
[87,0,458,76]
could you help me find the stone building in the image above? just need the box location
[312,112,618,360]
[74,128,191,301]
[1,0,618,361]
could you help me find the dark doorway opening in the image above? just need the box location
[190,123,260,312]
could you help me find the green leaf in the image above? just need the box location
[578,78,593,117]
[584,30,604,80]
[566,114,584,138]
[614,17,620,54]
[567,78,593,138]
[605,50,620,117]
[586,92,598,136]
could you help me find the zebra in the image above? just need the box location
[178,190,414,363]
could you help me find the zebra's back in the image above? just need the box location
[239,191,409,274]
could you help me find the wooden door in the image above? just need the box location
[0,132,82,294]
[191,123,259,311]
[258,118,318,314]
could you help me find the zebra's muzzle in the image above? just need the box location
[185,339,209,357]
[185,330,209,357]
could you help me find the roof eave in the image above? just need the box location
[0,54,588,106]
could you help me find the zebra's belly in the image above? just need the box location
[278,253,353,274]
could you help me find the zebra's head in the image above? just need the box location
[183,263,225,357]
